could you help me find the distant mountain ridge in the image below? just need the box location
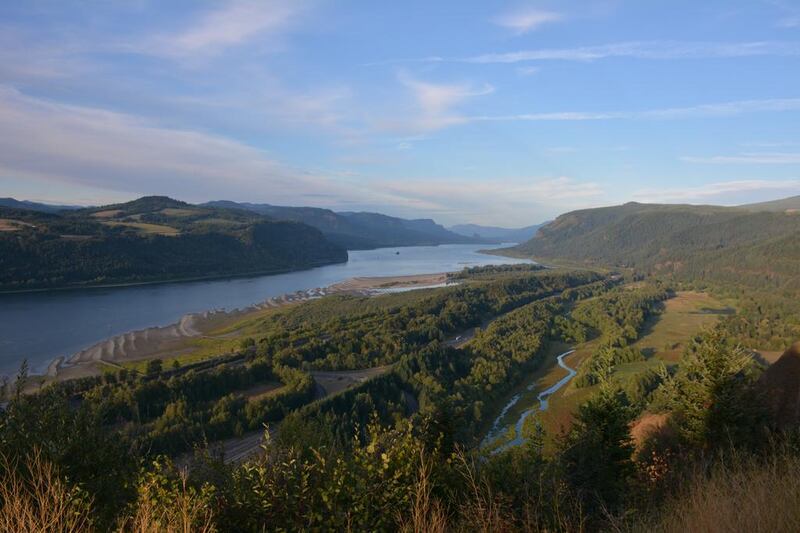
[204,200,487,249]
[449,223,545,244]
[508,199,800,290]
[0,197,82,213]
[0,196,346,291]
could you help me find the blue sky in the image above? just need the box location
[1,1,799,226]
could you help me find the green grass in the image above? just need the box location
[535,291,731,449]
[631,291,730,363]
[101,221,181,236]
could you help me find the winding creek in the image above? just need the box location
[483,349,577,453]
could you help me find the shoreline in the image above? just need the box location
[0,242,505,296]
[42,272,456,382]
[0,258,349,296]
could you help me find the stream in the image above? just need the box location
[484,349,577,453]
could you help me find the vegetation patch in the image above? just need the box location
[90,209,123,218]
[631,291,731,362]
[101,220,181,235]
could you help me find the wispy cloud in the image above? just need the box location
[383,72,494,132]
[633,179,800,203]
[468,40,800,63]
[138,0,309,59]
[381,176,604,225]
[379,40,800,66]
[516,66,540,76]
[491,8,563,34]
[681,152,800,164]
[0,86,369,205]
[771,0,800,27]
[468,98,800,123]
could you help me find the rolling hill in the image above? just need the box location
[0,196,347,291]
[205,200,487,249]
[0,197,82,213]
[507,200,800,289]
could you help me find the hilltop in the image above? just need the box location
[449,222,545,243]
[740,195,800,213]
[508,200,800,289]
[205,200,488,249]
[0,196,346,291]
[0,197,82,213]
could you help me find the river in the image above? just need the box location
[0,244,528,376]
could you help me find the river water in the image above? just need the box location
[0,244,528,376]
[484,349,577,453]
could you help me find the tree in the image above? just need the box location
[146,359,163,376]
[560,386,635,512]
[657,330,764,451]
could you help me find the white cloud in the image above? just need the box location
[139,0,308,58]
[681,152,800,164]
[399,72,494,115]
[374,41,800,65]
[0,86,578,225]
[516,66,540,76]
[467,40,800,63]
[492,9,563,34]
[380,176,605,225]
[0,86,374,205]
[468,98,800,123]
[633,179,800,203]
[387,72,494,132]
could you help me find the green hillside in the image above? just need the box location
[0,196,347,291]
[508,201,800,289]
[740,195,800,213]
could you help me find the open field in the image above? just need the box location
[239,382,284,401]
[91,209,123,218]
[521,291,732,449]
[101,220,180,235]
[0,218,36,231]
[311,366,393,396]
[160,208,198,216]
[329,272,449,292]
[0,219,21,231]
[631,291,732,362]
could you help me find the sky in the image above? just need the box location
[1,1,799,226]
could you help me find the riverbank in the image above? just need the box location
[481,345,578,453]
[40,272,458,383]
[0,258,348,295]
[3,243,531,382]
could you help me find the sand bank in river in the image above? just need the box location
[329,272,449,291]
[51,273,452,380]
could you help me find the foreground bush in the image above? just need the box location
[633,450,800,532]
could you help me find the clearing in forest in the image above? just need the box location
[536,291,732,447]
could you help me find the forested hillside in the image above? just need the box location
[509,201,800,290]
[205,200,486,249]
[740,194,800,213]
[0,196,347,290]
